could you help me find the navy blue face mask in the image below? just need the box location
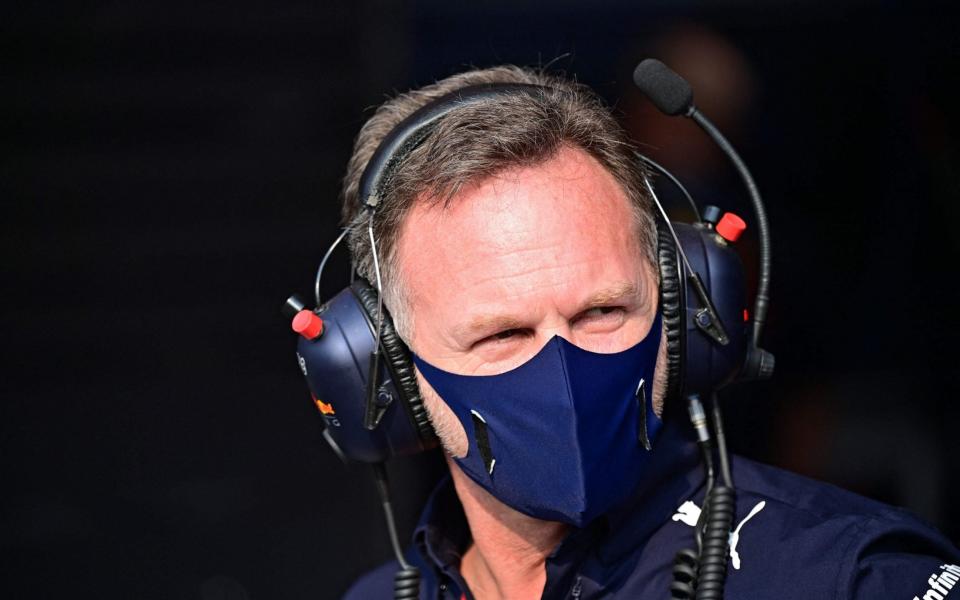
[412,311,663,527]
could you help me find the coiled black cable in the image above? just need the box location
[670,548,700,599]
[694,485,736,600]
[692,395,736,600]
[672,394,737,599]
[393,566,421,600]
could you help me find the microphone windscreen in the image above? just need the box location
[633,59,694,116]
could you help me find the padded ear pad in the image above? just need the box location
[656,219,685,406]
[349,279,437,446]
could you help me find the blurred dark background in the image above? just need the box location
[3,1,959,598]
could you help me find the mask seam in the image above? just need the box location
[555,338,587,513]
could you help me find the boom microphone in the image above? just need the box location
[633,59,694,116]
[633,58,774,381]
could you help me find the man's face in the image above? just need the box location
[395,146,663,456]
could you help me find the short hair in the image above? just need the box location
[340,65,656,342]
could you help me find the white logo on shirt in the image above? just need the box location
[914,563,960,600]
[672,500,701,526]
[670,499,766,570]
[729,501,765,570]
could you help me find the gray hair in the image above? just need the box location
[340,65,656,343]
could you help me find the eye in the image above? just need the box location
[571,306,627,333]
[473,327,532,348]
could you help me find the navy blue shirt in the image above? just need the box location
[344,423,960,599]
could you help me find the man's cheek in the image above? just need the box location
[415,369,469,458]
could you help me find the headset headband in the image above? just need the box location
[358,83,552,211]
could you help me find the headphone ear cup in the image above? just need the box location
[349,279,438,447]
[656,220,685,406]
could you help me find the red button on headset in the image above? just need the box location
[292,310,324,340]
[716,212,747,243]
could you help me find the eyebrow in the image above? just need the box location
[454,281,644,344]
[582,281,642,307]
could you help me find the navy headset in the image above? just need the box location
[283,76,773,465]
[282,59,774,600]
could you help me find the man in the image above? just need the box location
[340,66,959,599]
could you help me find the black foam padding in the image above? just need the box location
[350,279,437,446]
[656,220,685,405]
[633,59,694,117]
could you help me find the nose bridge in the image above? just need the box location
[538,312,573,345]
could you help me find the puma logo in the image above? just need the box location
[671,499,767,570]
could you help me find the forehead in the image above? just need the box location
[394,146,643,321]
